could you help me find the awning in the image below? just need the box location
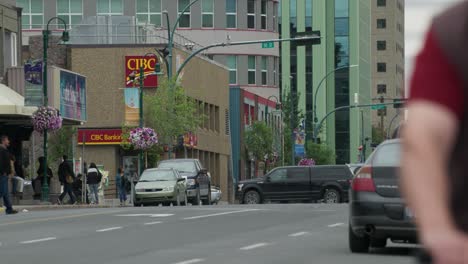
[0,83,37,125]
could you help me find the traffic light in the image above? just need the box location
[393,98,406,108]
[379,96,385,103]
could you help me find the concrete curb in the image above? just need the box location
[15,204,121,212]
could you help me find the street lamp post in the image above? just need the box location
[312,65,358,141]
[42,17,69,202]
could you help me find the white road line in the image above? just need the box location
[96,226,123,232]
[288,231,309,237]
[20,237,57,244]
[182,209,260,220]
[328,223,344,227]
[172,258,205,264]
[115,214,174,217]
[239,243,270,251]
[144,221,162,226]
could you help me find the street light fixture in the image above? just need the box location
[41,17,69,202]
[128,53,163,175]
[312,64,358,141]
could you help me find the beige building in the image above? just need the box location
[68,45,231,200]
[371,0,405,138]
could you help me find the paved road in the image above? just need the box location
[0,204,417,264]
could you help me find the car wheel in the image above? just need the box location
[243,190,261,204]
[370,238,387,248]
[323,189,340,203]
[349,225,370,253]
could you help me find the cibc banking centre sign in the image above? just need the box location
[125,56,158,88]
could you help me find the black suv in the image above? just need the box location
[158,159,211,205]
[236,165,353,204]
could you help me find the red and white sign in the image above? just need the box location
[78,129,123,145]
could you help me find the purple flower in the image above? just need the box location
[298,158,316,166]
[129,127,158,149]
[32,106,62,133]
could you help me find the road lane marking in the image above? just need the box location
[288,231,309,237]
[115,214,174,217]
[172,258,205,264]
[183,209,260,220]
[96,226,123,232]
[239,243,270,251]
[328,223,344,227]
[144,221,162,226]
[0,210,126,227]
[20,237,57,244]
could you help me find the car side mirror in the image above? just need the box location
[199,168,208,175]
[177,178,185,182]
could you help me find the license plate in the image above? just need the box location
[405,207,415,219]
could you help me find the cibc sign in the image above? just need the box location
[77,129,123,145]
[125,56,158,88]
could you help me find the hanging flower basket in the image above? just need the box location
[32,106,63,133]
[129,127,158,149]
[298,158,316,167]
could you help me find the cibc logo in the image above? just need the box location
[125,56,158,88]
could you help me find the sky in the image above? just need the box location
[405,0,461,92]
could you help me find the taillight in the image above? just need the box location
[352,166,376,192]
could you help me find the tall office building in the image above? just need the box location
[280,0,372,164]
[371,0,405,138]
[16,0,280,98]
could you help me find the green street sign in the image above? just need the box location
[371,104,386,110]
[262,42,274,48]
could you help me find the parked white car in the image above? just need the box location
[210,186,222,205]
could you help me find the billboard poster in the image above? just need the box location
[24,60,43,106]
[125,56,158,88]
[124,88,139,126]
[60,70,87,121]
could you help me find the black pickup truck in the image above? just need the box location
[236,165,353,204]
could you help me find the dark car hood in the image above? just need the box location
[239,177,264,184]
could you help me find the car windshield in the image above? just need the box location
[139,170,177,182]
[159,161,197,173]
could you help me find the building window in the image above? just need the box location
[247,0,255,29]
[56,0,83,29]
[16,0,43,29]
[227,56,237,84]
[377,62,387,72]
[377,0,386,7]
[248,56,256,85]
[226,0,237,28]
[97,0,123,15]
[261,0,267,30]
[136,0,162,27]
[201,0,214,28]
[377,84,387,94]
[377,40,386,51]
[377,18,386,29]
[261,57,267,85]
[178,0,191,28]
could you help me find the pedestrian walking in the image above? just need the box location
[58,155,76,205]
[115,167,127,206]
[33,157,53,197]
[0,135,17,215]
[86,163,102,205]
[401,2,468,264]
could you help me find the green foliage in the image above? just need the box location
[144,78,205,146]
[281,91,303,165]
[48,126,76,163]
[372,125,385,145]
[244,121,274,161]
[305,142,336,165]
